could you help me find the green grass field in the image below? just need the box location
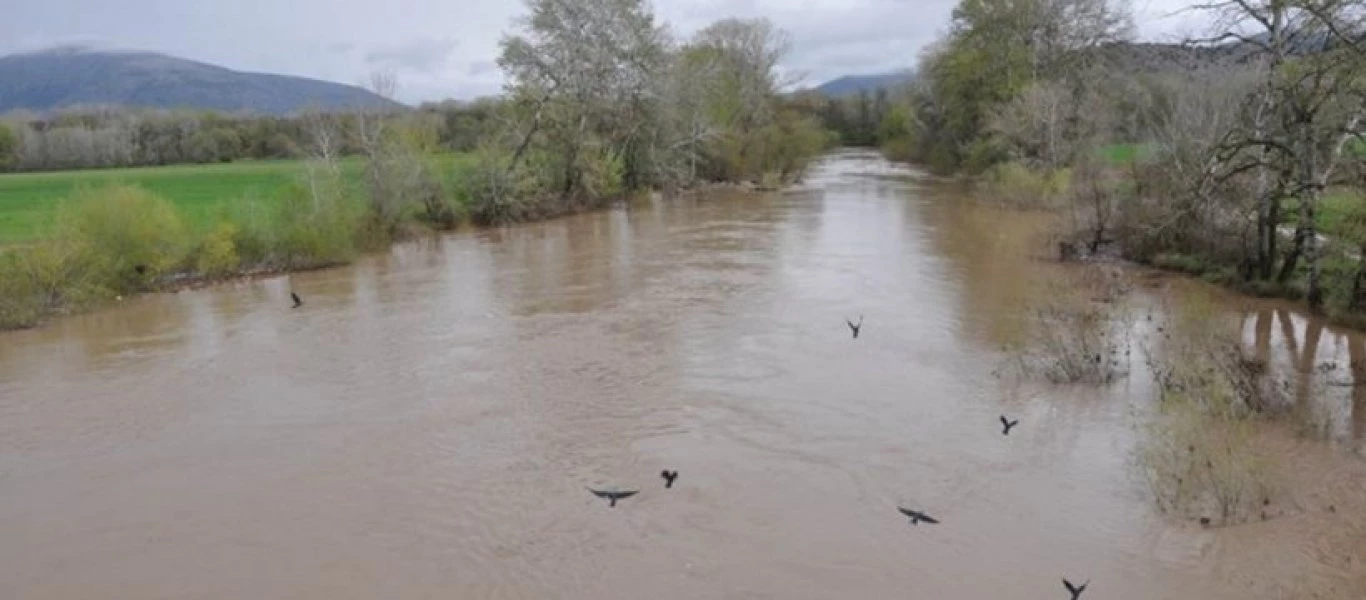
[0,154,475,244]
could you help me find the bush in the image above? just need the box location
[229,166,364,270]
[0,250,47,329]
[0,236,116,329]
[1138,293,1284,525]
[979,162,1072,208]
[193,222,241,277]
[880,136,915,162]
[58,184,191,292]
[464,146,547,226]
[996,266,1131,385]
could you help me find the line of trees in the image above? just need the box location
[0,100,508,172]
[847,0,1366,320]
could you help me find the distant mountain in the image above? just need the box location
[0,46,405,115]
[815,70,916,97]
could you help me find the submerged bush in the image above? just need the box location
[1137,293,1284,526]
[997,265,1132,385]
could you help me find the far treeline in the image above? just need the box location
[818,0,1366,324]
[0,0,835,329]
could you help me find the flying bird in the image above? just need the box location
[1000,415,1020,435]
[660,470,679,489]
[897,507,939,525]
[587,487,639,508]
[1063,578,1089,599]
[846,314,864,339]
[291,292,303,308]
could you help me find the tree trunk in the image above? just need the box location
[1277,223,1304,284]
[1303,189,1324,313]
[1351,245,1366,312]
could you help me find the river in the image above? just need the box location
[1,150,1364,599]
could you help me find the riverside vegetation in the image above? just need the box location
[0,1,832,329]
[810,0,1366,530]
[817,0,1366,326]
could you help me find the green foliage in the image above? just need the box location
[230,169,364,269]
[758,109,833,183]
[979,162,1071,207]
[192,222,241,277]
[60,184,191,293]
[1097,143,1155,166]
[0,185,196,328]
[0,239,111,329]
[463,146,546,226]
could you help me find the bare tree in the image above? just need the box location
[1192,0,1366,310]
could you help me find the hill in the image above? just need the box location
[0,46,404,115]
[815,70,916,96]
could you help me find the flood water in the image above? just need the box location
[2,150,1365,599]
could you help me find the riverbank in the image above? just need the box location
[0,169,796,331]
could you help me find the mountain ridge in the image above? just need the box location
[0,47,404,115]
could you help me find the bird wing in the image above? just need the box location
[587,488,613,499]
[898,507,916,518]
[1000,415,1009,427]
[846,319,857,329]
[919,514,940,524]
[1063,579,1079,594]
[615,490,639,499]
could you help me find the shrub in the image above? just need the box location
[193,222,241,277]
[464,146,547,226]
[228,166,365,270]
[996,266,1131,385]
[59,184,191,293]
[1137,292,1284,525]
[0,236,114,329]
[980,162,1072,208]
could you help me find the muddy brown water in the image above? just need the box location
[2,150,1365,599]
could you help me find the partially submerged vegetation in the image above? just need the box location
[996,264,1132,385]
[817,0,1366,326]
[1138,294,1285,526]
[0,0,832,330]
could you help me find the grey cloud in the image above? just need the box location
[1,0,1210,103]
[364,38,460,74]
[466,61,498,76]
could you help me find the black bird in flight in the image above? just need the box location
[587,488,639,507]
[291,292,303,308]
[846,314,864,339]
[1000,415,1020,435]
[897,507,939,525]
[660,470,679,488]
[1063,578,1089,599]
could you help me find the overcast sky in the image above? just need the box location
[0,0,1207,104]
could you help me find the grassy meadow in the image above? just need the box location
[0,154,477,244]
[0,152,483,329]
